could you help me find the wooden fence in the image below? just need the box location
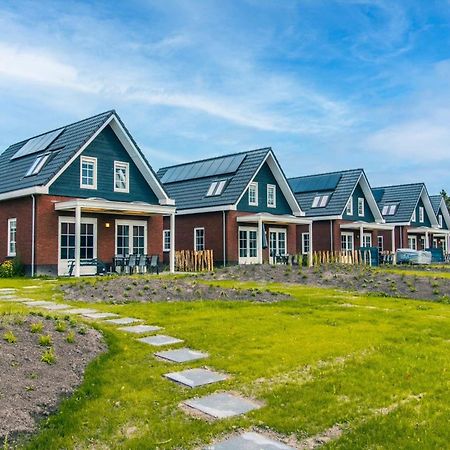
[175,250,214,272]
[311,250,372,266]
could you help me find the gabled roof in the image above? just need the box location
[288,168,383,221]
[0,111,172,205]
[157,148,303,214]
[372,183,438,226]
[430,195,450,228]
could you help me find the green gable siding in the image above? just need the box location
[49,126,159,204]
[342,183,375,222]
[410,198,432,227]
[237,162,292,214]
[438,207,448,229]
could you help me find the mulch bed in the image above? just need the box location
[60,276,290,304]
[207,264,450,303]
[0,313,105,446]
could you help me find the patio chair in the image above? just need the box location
[113,255,125,274]
[137,254,147,274]
[148,255,159,274]
[128,254,137,274]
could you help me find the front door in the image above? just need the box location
[269,228,287,261]
[238,227,258,264]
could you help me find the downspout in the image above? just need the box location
[31,195,36,277]
[222,210,226,267]
[330,220,334,251]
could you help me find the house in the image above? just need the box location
[157,148,312,265]
[372,183,439,250]
[288,169,394,255]
[430,195,450,252]
[0,110,176,276]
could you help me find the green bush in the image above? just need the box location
[41,347,56,364]
[0,258,24,278]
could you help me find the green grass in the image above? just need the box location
[0,277,449,449]
[381,267,450,279]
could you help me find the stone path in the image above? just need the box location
[205,431,296,450]
[165,368,228,388]
[155,348,209,363]
[105,317,142,325]
[138,335,183,346]
[118,324,162,334]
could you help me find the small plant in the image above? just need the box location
[55,321,67,332]
[3,330,17,344]
[66,330,76,344]
[30,322,44,333]
[41,347,56,364]
[39,334,52,346]
[78,326,87,335]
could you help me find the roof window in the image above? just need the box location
[206,179,227,197]
[312,193,330,208]
[25,153,52,177]
[382,204,398,216]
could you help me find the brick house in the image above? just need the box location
[372,183,439,251]
[430,195,450,252]
[288,169,394,255]
[0,111,176,276]
[157,148,312,266]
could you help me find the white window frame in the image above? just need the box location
[411,209,417,222]
[377,235,384,251]
[7,218,17,257]
[341,231,354,252]
[408,235,417,250]
[115,219,147,255]
[301,232,310,255]
[26,153,51,177]
[439,214,443,228]
[267,184,276,208]
[346,197,353,215]
[163,229,171,252]
[419,206,424,223]
[114,161,130,193]
[80,156,97,190]
[248,182,258,206]
[194,227,205,251]
[362,232,372,247]
[358,197,365,217]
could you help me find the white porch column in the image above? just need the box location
[257,218,263,264]
[391,227,396,264]
[425,231,430,249]
[74,205,81,277]
[359,224,364,247]
[169,213,175,273]
[308,221,313,267]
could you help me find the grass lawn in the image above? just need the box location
[1,277,449,449]
[381,266,450,279]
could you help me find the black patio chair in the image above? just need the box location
[113,255,126,274]
[128,254,137,274]
[148,255,160,274]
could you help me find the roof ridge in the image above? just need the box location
[8,109,115,148]
[158,147,272,172]
[288,168,363,181]
[372,182,425,190]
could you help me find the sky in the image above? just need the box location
[1,0,450,193]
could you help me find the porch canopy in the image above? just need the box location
[55,198,176,276]
[237,212,313,265]
[408,226,445,249]
[340,221,396,253]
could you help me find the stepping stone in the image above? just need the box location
[0,297,28,302]
[155,347,209,363]
[64,308,98,315]
[118,324,162,334]
[138,335,183,347]
[0,295,18,300]
[183,393,261,419]
[82,312,120,319]
[41,304,72,311]
[104,317,142,325]
[205,432,296,449]
[23,301,55,306]
[23,285,40,289]
[0,288,16,293]
[165,368,228,388]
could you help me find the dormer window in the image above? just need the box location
[80,156,97,189]
[206,179,227,197]
[312,194,330,208]
[114,161,129,193]
[382,204,398,216]
[25,153,51,177]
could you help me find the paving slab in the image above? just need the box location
[165,368,228,388]
[155,347,209,363]
[22,285,40,289]
[118,324,162,334]
[205,432,296,450]
[41,304,72,311]
[0,295,19,300]
[82,312,120,319]
[23,301,55,307]
[104,317,142,325]
[0,297,30,302]
[138,335,183,347]
[183,393,261,419]
[64,308,98,315]
[0,289,16,293]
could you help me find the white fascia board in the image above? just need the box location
[0,186,47,202]
[439,197,450,229]
[176,205,236,215]
[306,215,342,221]
[420,187,439,227]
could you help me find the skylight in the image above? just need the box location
[25,153,52,177]
[206,179,227,197]
[312,194,330,208]
[382,204,398,216]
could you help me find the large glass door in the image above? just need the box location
[238,227,258,264]
[269,229,287,261]
[115,220,147,256]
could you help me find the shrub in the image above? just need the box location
[3,331,17,344]
[0,258,24,278]
[41,347,56,364]
[66,330,76,344]
[30,322,44,333]
[39,334,52,346]
[55,321,67,332]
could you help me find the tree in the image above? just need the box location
[440,189,450,210]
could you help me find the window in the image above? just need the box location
[346,198,353,215]
[59,219,96,261]
[248,182,258,206]
[80,156,97,189]
[267,184,276,208]
[439,214,443,228]
[341,232,354,251]
[194,228,205,251]
[206,180,227,197]
[114,161,129,193]
[25,153,51,177]
[358,198,365,217]
[115,220,147,256]
[312,194,330,208]
[80,224,95,259]
[419,206,424,223]
[362,233,372,247]
[301,232,310,254]
[382,204,397,216]
[377,235,384,251]
[163,230,171,252]
[408,235,417,250]
[411,209,417,222]
[7,218,16,257]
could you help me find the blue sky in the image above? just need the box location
[1,1,450,192]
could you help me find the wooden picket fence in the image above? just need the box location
[175,250,214,272]
[311,250,372,266]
